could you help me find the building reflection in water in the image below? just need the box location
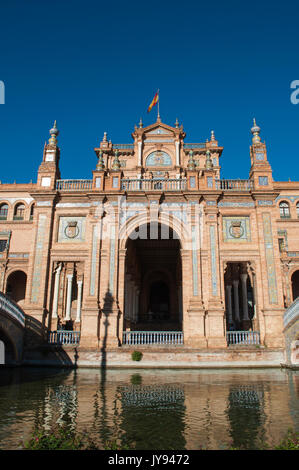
[117,377,186,450]
[0,368,298,450]
[226,385,266,449]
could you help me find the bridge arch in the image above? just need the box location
[0,291,26,364]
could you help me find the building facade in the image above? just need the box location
[0,116,299,352]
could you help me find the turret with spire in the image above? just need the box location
[249,118,273,190]
[38,120,61,188]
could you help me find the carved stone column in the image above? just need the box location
[52,263,62,319]
[65,273,73,321]
[225,284,233,326]
[232,279,240,326]
[75,279,83,323]
[241,272,250,329]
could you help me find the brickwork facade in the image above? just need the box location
[0,117,298,350]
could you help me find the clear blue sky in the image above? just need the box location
[0,0,298,183]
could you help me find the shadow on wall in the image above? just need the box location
[22,314,78,368]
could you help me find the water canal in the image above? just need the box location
[0,367,298,450]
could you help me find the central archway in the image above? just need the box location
[123,223,182,332]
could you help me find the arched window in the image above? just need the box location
[279,201,290,218]
[13,203,25,220]
[296,202,299,219]
[0,204,8,220]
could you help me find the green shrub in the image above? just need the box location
[23,425,98,450]
[131,350,143,361]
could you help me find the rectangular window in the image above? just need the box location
[95,176,102,188]
[207,176,213,188]
[112,177,119,188]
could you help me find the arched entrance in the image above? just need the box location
[124,223,182,332]
[291,270,299,301]
[6,270,27,305]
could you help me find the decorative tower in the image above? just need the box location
[37,121,61,190]
[249,118,273,190]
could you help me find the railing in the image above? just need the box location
[216,179,253,191]
[0,291,25,327]
[56,179,93,191]
[287,251,299,258]
[123,331,184,346]
[226,330,260,346]
[183,143,206,149]
[283,297,299,329]
[121,178,187,192]
[113,144,134,150]
[48,330,81,345]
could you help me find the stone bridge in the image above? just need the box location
[283,297,299,369]
[0,291,26,364]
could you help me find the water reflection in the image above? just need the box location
[227,385,266,449]
[0,368,298,450]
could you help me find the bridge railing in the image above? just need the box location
[0,291,25,327]
[48,330,81,345]
[283,297,299,329]
[123,331,184,345]
[226,330,260,346]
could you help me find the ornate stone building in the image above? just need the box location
[0,116,298,353]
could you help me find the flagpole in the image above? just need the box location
[157,89,160,121]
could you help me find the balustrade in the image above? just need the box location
[48,330,81,345]
[216,179,253,191]
[56,179,93,191]
[123,331,184,345]
[226,330,260,346]
[121,179,187,192]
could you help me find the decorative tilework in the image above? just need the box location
[109,225,116,295]
[259,176,268,186]
[223,216,251,242]
[58,217,86,242]
[31,214,47,303]
[210,225,217,296]
[262,213,278,304]
[146,151,172,166]
[189,176,196,188]
[218,201,254,207]
[89,224,98,296]
[275,195,299,203]
[191,226,198,296]
[207,177,213,188]
[258,200,273,206]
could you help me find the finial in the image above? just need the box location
[205,149,213,170]
[187,150,196,171]
[175,118,179,128]
[112,148,121,170]
[251,118,261,144]
[211,130,215,141]
[103,132,108,142]
[48,120,59,145]
[96,150,105,170]
[139,117,143,128]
